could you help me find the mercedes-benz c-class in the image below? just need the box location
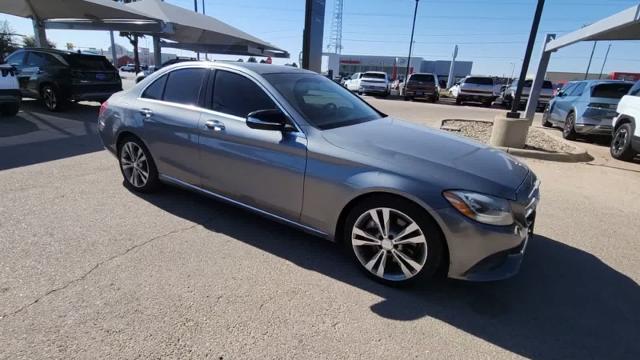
[98,62,539,285]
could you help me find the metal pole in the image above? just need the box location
[446,44,458,89]
[584,41,597,80]
[510,62,516,81]
[301,0,326,72]
[202,0,206,14]
[109,31,118,65]
[507,0,545,119]
[404,0,420,85]
[194,0,199,60]
[598,43,611,79]
[524,33,556,121]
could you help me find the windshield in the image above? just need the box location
[264,73,383,130]
[465,77,493,85]
[63,54,115,71]
[362,72,386,80]
[591,83,632,99]
[408,74,435,83]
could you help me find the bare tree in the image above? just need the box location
[120,32,143,73]
[0,21,19,61]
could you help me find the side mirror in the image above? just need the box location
[246,109,288,131]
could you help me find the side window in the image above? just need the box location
[569,82,586,97]
[162,68,207,106]
[211,70,276,118]
[4,52,24,66]
[141,74,167,100]
[628,81,640,97]
[25,52,47,67]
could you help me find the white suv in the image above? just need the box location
[345,71,389,97]
[611,80,640,161]
[450,76,497,107]
[0,64,20,116]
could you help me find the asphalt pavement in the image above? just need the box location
[1,96,639,359]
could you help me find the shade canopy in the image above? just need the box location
[125,0,289,58]
[1,0,155,21]
[546,4,640,52]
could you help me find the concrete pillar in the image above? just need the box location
[490,116,530,149]
[32,18,48,48]
[153,36,162,66]
[446,45,458,89]
[109,31,118,65]
[302,0,325,72]
[524,34,556,121]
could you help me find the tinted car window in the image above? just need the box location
[163,68,207,106]
[63,54,115,71]
[212,70,276,117]
[591,83,633,99]
[409,74,435,83]
[142,74,167,100]
[362,73,386,79]
[5,52,24,66]
[569,82,586,96]
[25,52,50,67]
[629,81,640,97]
[465,77,493,85]
[265,72,383,130]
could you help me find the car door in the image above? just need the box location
[136,66,208,185]
[198,69,307,221]
[557,82,586,122]
[4,51,28,95]
[549,82,576,122]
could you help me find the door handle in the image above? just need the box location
[204,120,225,132]
[139,108,153,118]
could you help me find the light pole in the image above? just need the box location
[584,41,597,80]
[507,0,545,118]
[194,0,200,60]
[509,62,516,81]
[598,43,612,79]
[404,0,420,85]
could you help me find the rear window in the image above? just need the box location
[63,54,115,71]
[362,72,386,79]
[518,80,553,88]
[591,83,632,99]
[465,77,493,85]
[409,74,435,83]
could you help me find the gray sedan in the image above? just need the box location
[98,62,539,285]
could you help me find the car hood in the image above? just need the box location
[321,117,530,200]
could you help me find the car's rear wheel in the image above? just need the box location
[41,85,67,112]
[563,112,577,140]
[610,123,637,161]
[541,107,553,127]
[118,137,160,192]
[344,195,445,286]
[455,97,463,105]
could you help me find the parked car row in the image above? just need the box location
[3,48,122,112]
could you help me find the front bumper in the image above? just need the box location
[405,89,437,98]
[458,92,496,102]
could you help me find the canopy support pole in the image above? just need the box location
[153,36,162,66]
[302,0,325,72]
[32,18,48,47]
[110,31,118,65]
[525,33,556,121]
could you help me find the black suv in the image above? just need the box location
[4,48,122,111]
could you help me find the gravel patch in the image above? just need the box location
[441,119,576,153]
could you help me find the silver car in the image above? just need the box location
[98,62,539,285]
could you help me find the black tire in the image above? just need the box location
[343,194,446,286]
[482,100,493,107]
[562,112,578,140]
[41,85,67,112]
[117,136,161,193]
[0,102,19,116]
[503,99,512,109]
[610,123,637,161]
[541,108,553,128]
[403,96,410,101]
[455,97,462,105]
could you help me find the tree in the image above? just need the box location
[0,21,18,61]
[120,32,143,73]
[22,35,56,49]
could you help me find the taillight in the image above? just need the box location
[99,101,108,117]
[588,102,615,109]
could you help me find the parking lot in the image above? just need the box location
[1,97,639,359]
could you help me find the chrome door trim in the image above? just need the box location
[158,174,328,237]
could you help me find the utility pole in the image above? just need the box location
[584,41,597,80]
[598,43,612,79]
[194,0,200,60]
[404,0,420,85]
[446,45,458,89]
[507,0,545,119]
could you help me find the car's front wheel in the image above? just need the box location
[41,85,68,112]
[344,195,445,286]
[563,112,578,140]
[118,137,160,192]
[610,123,637,161]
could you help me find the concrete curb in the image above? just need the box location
[439,119,593,163]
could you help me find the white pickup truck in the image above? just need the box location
[0,64,20,116]
[450,76,497,107]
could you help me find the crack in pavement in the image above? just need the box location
[0,221,205,321]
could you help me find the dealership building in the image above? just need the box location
[322,53,473,84]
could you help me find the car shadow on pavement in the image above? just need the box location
[0,100,103,170]
[132,185,640,359]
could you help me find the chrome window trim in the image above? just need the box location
[159,174,326,236]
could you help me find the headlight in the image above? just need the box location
[443,190,514,226]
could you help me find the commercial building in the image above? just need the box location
[546,71,640,84]
[322,53,472,85]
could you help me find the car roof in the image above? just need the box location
[18,48,105,57]
[164,60,314,76]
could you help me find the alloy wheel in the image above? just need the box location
[120,142,149,188]
[351,207,428,281]
[43,87,57,111]
[612,127,629,156]
[563,114,574,137]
